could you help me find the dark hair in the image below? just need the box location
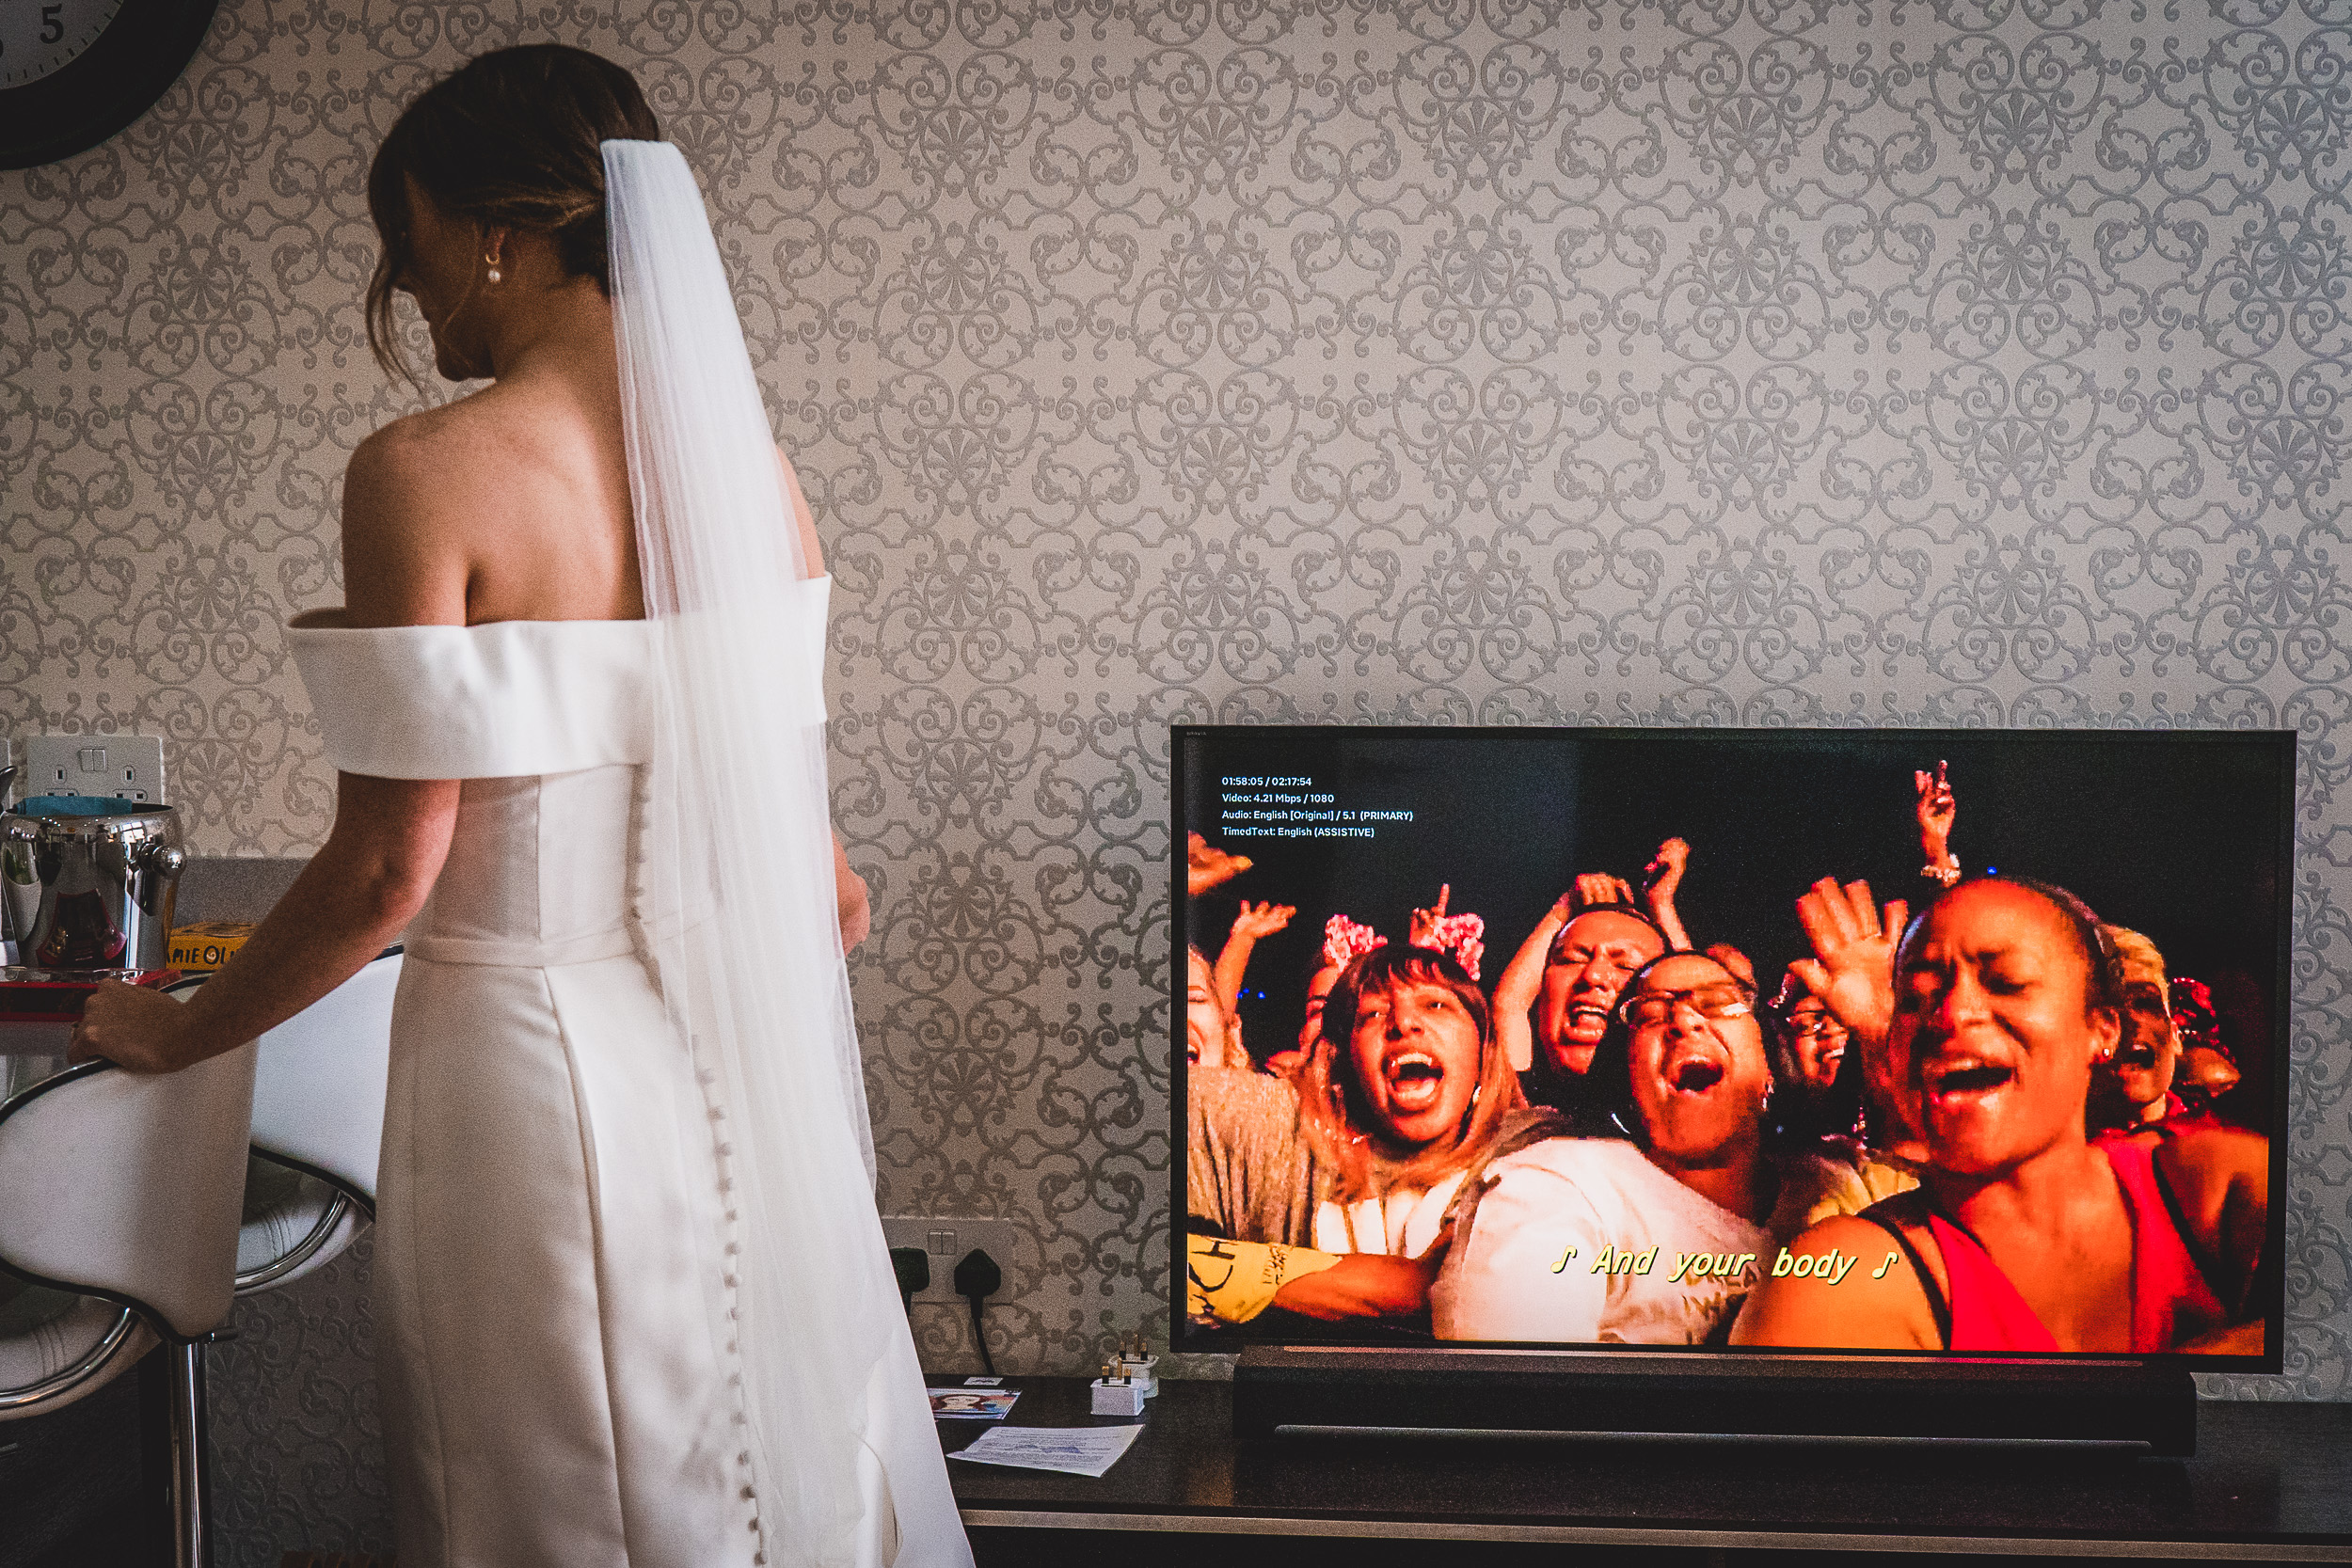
[1320,943,1493,1055]
[1896,876,2124,1017]
[365,45,660,378]
[1585,950,1759,1146]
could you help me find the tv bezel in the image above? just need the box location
[1169,723,2294,1373]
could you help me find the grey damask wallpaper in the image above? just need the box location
[10,0,2352,1558]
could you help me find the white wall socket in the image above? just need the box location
[878,1216,1024,1306]
[25,735,167,805]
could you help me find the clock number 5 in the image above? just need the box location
[41,7,67,45]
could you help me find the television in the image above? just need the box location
[1172,726,2290,1449]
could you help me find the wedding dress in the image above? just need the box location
[279,138,968,1568]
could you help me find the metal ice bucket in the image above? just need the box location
[1,796,186,973]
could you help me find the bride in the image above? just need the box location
[70,44,971,1568]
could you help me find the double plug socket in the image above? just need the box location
[18,735,167,805]
[879,1216,1020,1305]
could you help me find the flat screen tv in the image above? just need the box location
[1173,726,2288,1385]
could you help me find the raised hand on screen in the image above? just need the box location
[1915,761,1959,884]
[1408,884,1453,949]
[1790,878,1906,1049]
[1229,901,1295,942]
[1571,873,1638,912]
[1408,884,1486,981]
[1641,837,1692,951]
[1186,831,1253,898]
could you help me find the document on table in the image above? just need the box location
[946,1422,1143,1479]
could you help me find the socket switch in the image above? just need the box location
[26,735,166,804]
[878,1216,1023,1306]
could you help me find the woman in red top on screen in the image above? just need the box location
[1734,877,2269,1356]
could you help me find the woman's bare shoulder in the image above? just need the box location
[341,399,508,624]
[349,391,512,488]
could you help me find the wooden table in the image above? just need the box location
[943,1377,2352,1562]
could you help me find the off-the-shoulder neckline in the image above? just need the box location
[289,576,829,632]
[288,611,654,631]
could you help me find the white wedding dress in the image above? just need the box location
[287,583,955,1568]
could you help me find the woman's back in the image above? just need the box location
[344,326,644,629]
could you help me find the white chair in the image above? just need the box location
[220,949,399,1293]
[0,1038,259,1568]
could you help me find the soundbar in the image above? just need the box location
[1233,1346,2198,1455]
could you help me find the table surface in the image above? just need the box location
[940,1377,2352,1559]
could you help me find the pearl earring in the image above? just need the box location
[485,251,502,284]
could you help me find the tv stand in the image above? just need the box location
[1232,1346,2198,1454]
[945,1378,2352,1560]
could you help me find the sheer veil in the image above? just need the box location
[602,138,968,1568]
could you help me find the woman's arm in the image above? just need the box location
[2155,1125,2271,1318]
[779,445,875,953]
[1274,1243,1447,1321]
[1494,893,1573,1075]
[1215,901,1295,1015]
[73,775,457,1073]
[1642,837,1692,951]
[74,430,466,1073]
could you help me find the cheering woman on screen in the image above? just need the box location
[68,46,968,1567]
[1735,879,2269,1355]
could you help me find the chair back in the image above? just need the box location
[244,948,399,1211]
[0,1044,257,1339]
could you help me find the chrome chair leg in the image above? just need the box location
[167,1338,210,1568]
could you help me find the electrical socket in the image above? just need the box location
[25,735,166,805]
[878,1216,1022,1306]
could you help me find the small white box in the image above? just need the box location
[1089,1378,1147,1418]
[1116,1354,1159,1397]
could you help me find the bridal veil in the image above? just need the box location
[601,137,969,1568]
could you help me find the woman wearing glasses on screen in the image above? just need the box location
[1732,878,2271,1355]
[1430,949,1862,1345]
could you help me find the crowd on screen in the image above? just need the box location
[1183,767,2273,1356]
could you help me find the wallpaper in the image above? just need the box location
[9,0,2352,1559]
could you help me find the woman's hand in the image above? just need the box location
[1408,883,1453,949]
[1642,837,1693,950]
[1216,900,1295,1013]
[833,833,871,951]
[1186,832,1252,897]
[69,981,215,1075]
[1572,873,1637,911]
[1643,837,1690,905]
[1915,760,1957,873]
[1230,901,1296,942]
[1791,878,1907,1048]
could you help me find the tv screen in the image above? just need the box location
[1174,726,2289,1370]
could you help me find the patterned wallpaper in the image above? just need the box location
[10,0,2352,1557]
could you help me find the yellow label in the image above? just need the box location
[167,921,256,972]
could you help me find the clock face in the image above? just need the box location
[0,0,127,89]
[0,0,215,168]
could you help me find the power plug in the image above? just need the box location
[889,1246,930,1313]
[952,1247,1002,1377]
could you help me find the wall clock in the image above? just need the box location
[0,0,220,171]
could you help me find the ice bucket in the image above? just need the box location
[1,796,186,973]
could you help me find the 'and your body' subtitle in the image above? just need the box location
[1552,1245,1899,1286]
